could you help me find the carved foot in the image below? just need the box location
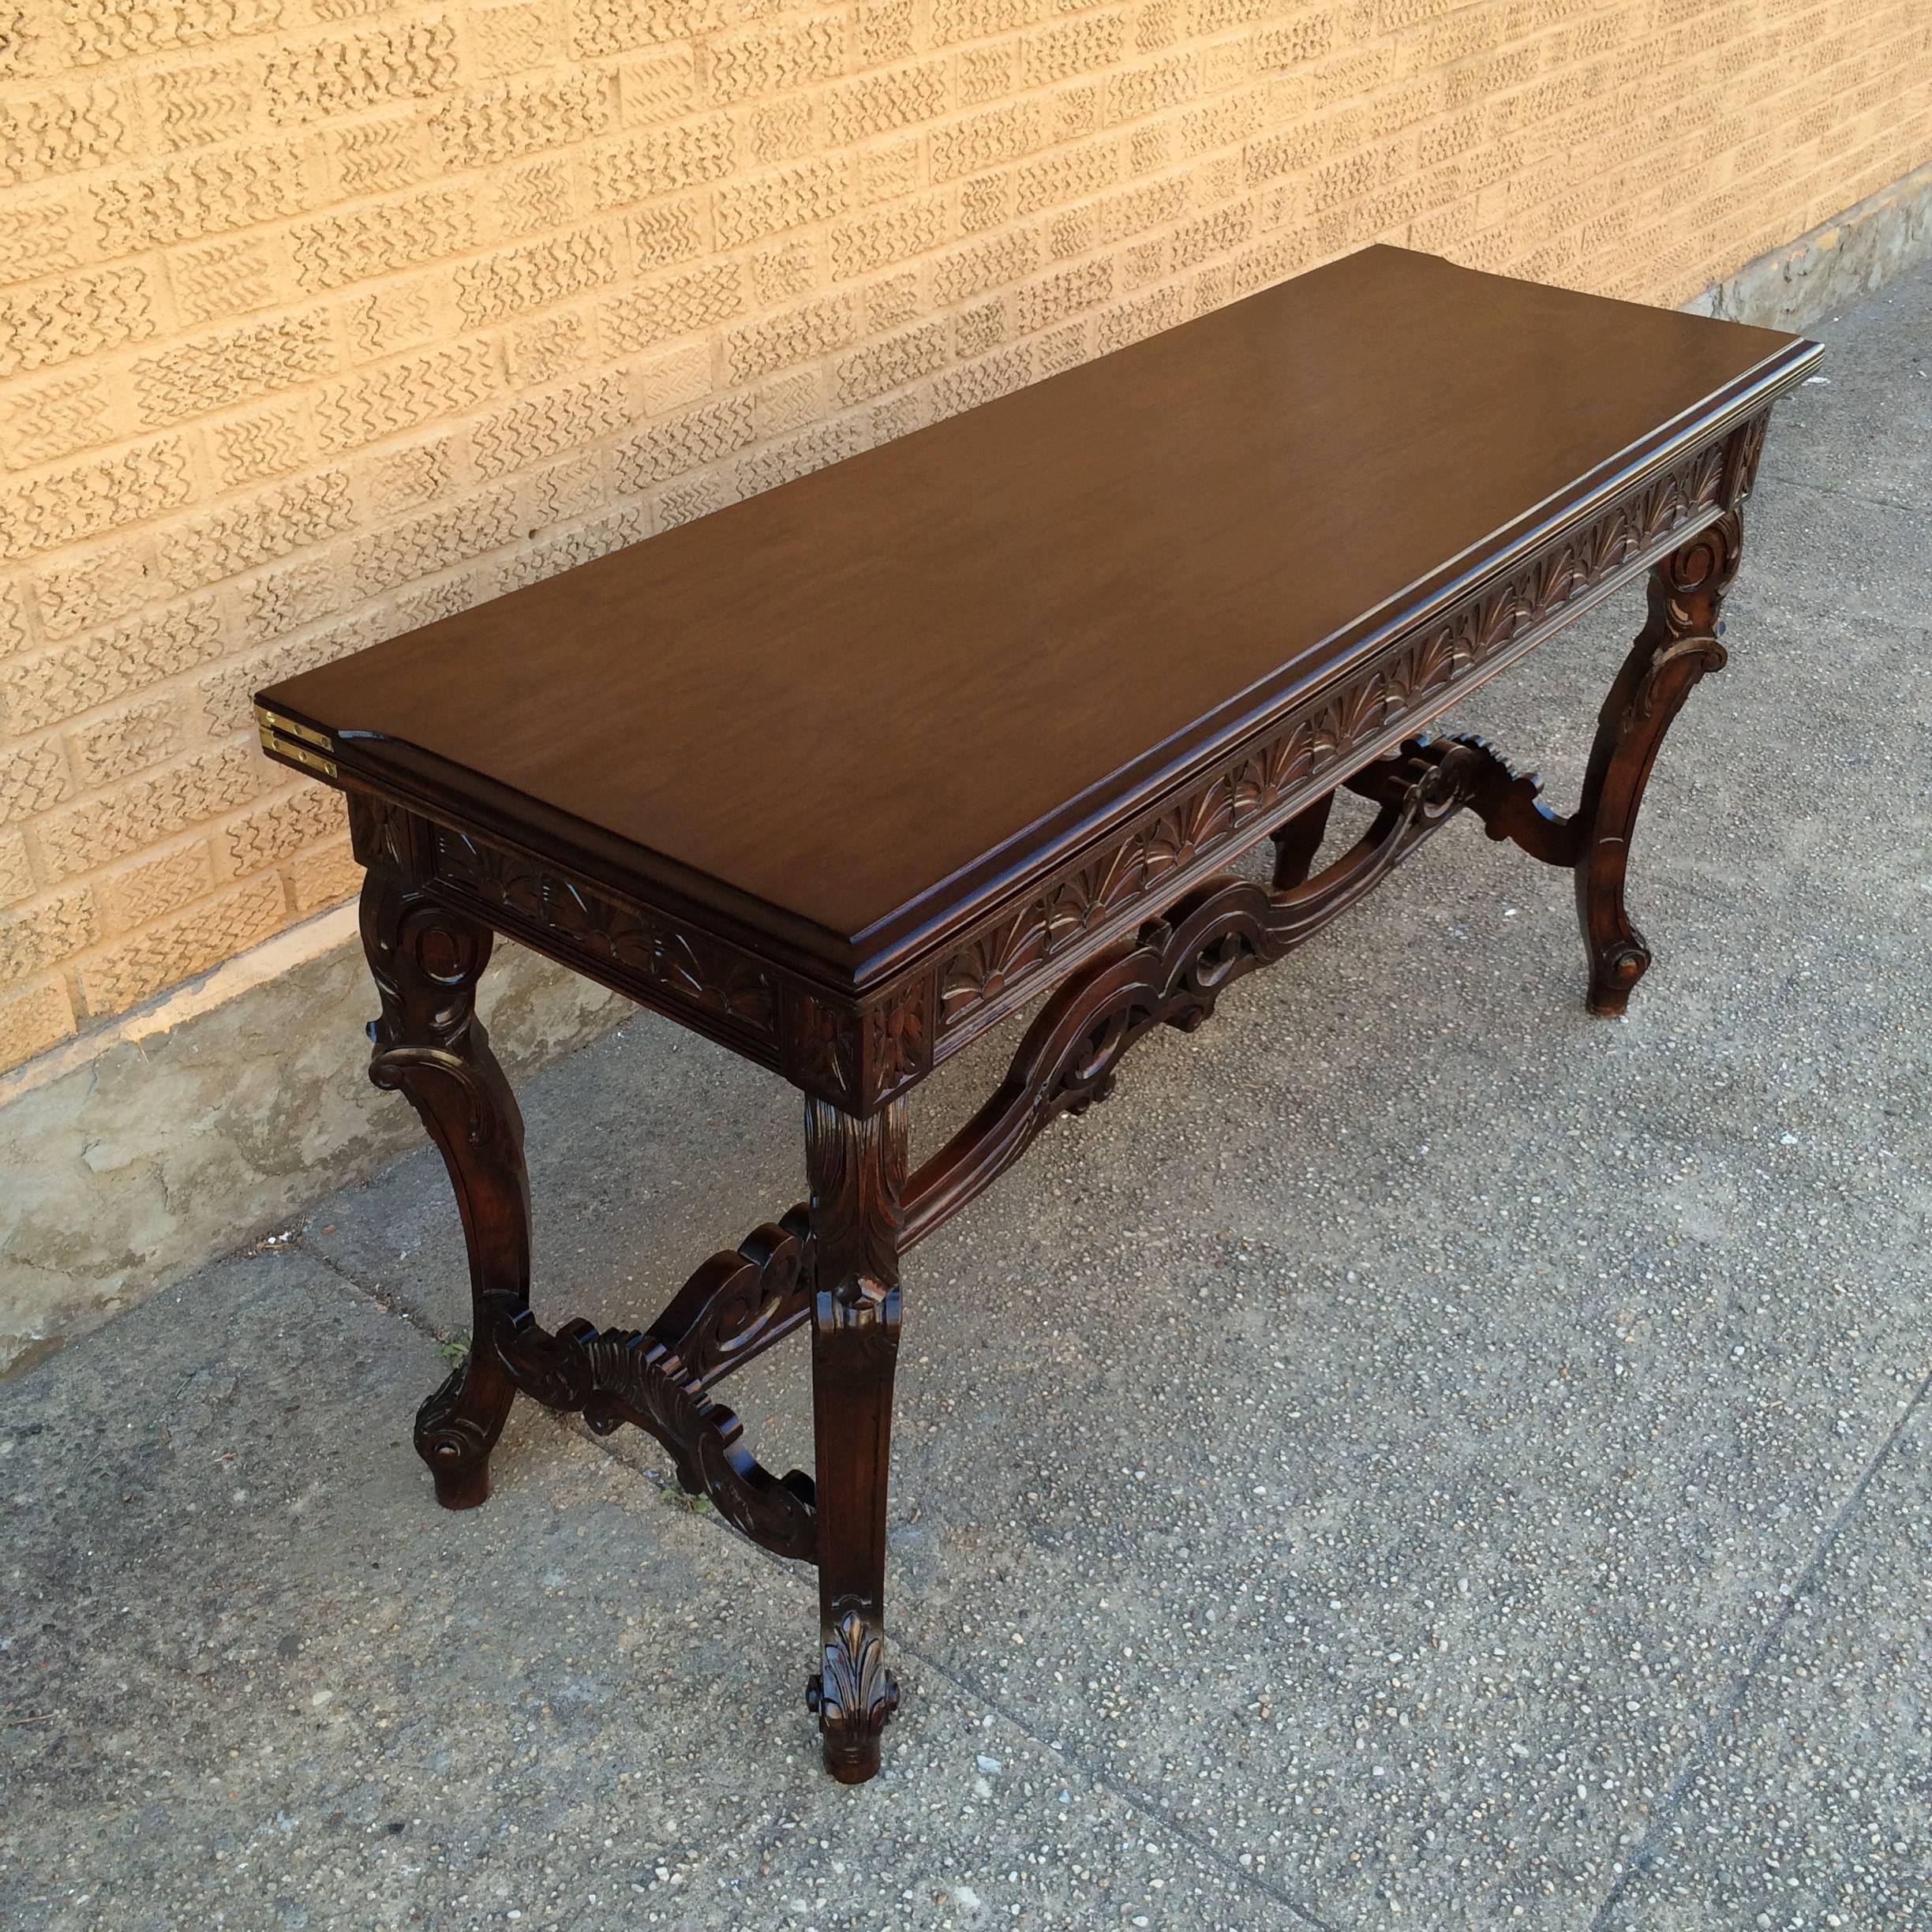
[414,1361,497,1508]
[1588,935,1653,1017]
[808,1610,899,1784]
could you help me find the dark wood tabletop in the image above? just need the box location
[261,244,1814,990]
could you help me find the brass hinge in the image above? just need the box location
[255,706,339,781]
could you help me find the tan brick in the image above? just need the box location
[958,45,1017,107]
[93,141,320,256]
[289,187,477,295]
[80,873,285,1015]
[29,541,152,642]
[933,102,1045,182]
[714,159,848,249]
[571,0,726,59]
[835,320,951,404]
[0,833,31,904]
[706,16,846,105]
[454,227,618,326]
[0,78,134,187]
[832,197,952,279]
[0,439,193,562]
[1014,257,1115,331]
[0,189,88,286]
[66,695,189,792]
[736,418,866,497]
[1,885,99,985]
[826,60,950,143]
[434,71,610,168]
[159,471,357,593]
[314,342,500,455]
[142,54,256,154]
[353,486,521,598]
[930,342,1033,416]
[635,346,712,415]
[0,979,77,1074]
[601,264,745,354]
[221,784,346,877]
[616,395,757,487]
[615,49,698,126]
[0,265,155,378]
[933,0,1039,43]
[933,229,1039,303]
[0,369,116,471]
[38,745,264,880]
[589,117,736,207]
[476,2,556,78]
[132,313,337,429]
[263,17,459,125]
[724,298,857,383]
[0,736,73,828]
[98,841,217,932]
[470,373,634,479]
[0,0,1908,1033]
[288,836,362,915]
[858,0,918,65]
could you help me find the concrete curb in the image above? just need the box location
[1686,159,1932,331]
[0,916,623,1374]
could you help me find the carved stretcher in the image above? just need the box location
[257,245,1820,1781]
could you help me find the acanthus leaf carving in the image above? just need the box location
[493,1299,820,1563]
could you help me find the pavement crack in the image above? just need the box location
[1586,1363,1932,1930]
[287,1232,438,1333]
[886,1631,1346,1931]
[1756,468,1926,520]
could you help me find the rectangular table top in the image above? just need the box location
[260,245,1816,994]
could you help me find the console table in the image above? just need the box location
[258,245,1819,1782]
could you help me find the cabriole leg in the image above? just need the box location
[803,1095,908,1784]
[1574,511,1740,1016]
[359,853,531,1510]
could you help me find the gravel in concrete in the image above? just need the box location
[4,263,1930,1929]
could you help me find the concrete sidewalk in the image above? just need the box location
[4,262,1930,1932]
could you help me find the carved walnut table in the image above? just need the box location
[257,245,1820,1782]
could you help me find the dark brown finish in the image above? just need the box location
[1573,510,1741,1013]
[353,794,530,1511]
[804,1097,907,1783]
[261,247,1818,1784]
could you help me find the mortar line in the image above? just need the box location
[1586,1361,1932,1930]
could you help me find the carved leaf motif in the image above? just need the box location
[792,998,858,1092]
[1045,843,1143,945]
[1386,623,1458,718]
[810,1611,900,1772]
[1144,780,1238,879]
[940,904,1050,1019]
[433,830,775,1039]
[869,987,925,1092]
[496,1309,818,1562]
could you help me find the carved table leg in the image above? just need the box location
[360,860,532,1510]
[1573,511,1739,1016]
[803,1095,908,1784]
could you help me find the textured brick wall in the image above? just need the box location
[2,0,1928,1075]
